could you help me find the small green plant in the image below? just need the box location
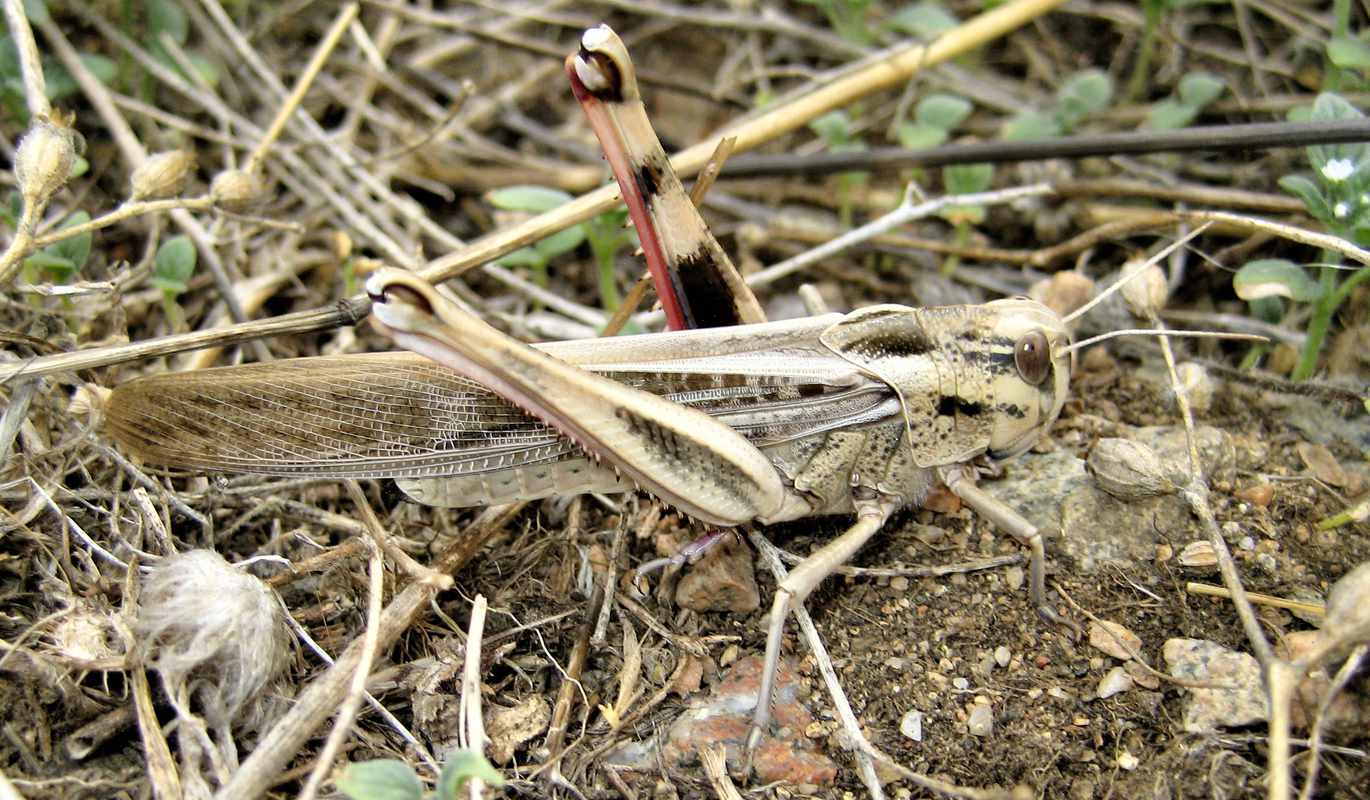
[1143,71,1224,130]
[810,109,870,227]
[582,206,634,313]
[884,1,958,41]
[1001,69,1113,140]
[150,235,197,330]
[1,1,117,122]
[897,93,973,150]
[1125,0,1175,102]
[1324,0,1367,91]
[938,161,994,275]
[143,0,219,88]
[487,185,636,315]
[1233,93,1370,380]
[487,186,587,291]
[798,0,872,44]
[337,751,504,800]
[21,210,91,284]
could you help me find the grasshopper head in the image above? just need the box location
[979,298,1072,461]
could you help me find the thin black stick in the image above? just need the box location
[722,119,1370,177]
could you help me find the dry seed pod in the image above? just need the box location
[1119,260,1167,319]
[15,114,81,208]
[1087,438,1178,500]
[210,168,265,210]
[130,149,195,200]
[1178,541,1218,568]
[1029,271,1095,320]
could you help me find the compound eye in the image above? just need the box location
[1015,330,1051,385]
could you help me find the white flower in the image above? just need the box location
[1334,201,1350,218]
[1322,158,1354,182]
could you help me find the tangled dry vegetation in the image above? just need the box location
[1,1,1368,799]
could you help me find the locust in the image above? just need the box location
[104,25,1079,768]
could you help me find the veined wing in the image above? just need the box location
[104,343,898,481]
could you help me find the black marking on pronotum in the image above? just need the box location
[854,329,935,359]
[959,346,1017,375]
[936,396,984,418]
[674,248,744,329]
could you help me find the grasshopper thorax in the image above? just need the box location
[818,299,1071,469]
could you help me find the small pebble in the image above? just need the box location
[994,646,1011,668]
[1096,666,1134,699]
[1235,483,1274,508]
[1005,567,1024,592]
[952,677,969,690]
[1324,562,1370,641]
[1117,751,1139,771]
[966,704,994,737]
[889,576,910,592]
[1088,620,1142,661]
[900,710,924,742]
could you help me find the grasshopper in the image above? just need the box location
[104,25,1077,765]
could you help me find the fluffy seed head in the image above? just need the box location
[135,550,289,721]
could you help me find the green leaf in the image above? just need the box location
[534,223,586,260]
[1307,94,1369,183]
[146,0,189,45]
[151,235,197,294]
[896,121,947,150]
[1310,92,1364,123]
[885,1,958,39]
[336,760,423,800]
[1286,103,1313,123]
[915,94,972,131]
[1176,71,1224,108]
[809,110,853,146]
[487,185,574,214]
[33,210,92,281]
[1233,259,1324,303]
[43,53,117,103]
[22,0,50,26]
[183,52,220,89]
[1278,174,1332,220]
[1328,35,1370,71]
[1144,98,1198,130]
[1001,110,1061,141]
[943,162,993,195]
[436,751,504,800]
[1247,295,1284,324]
[1057,69,1113,130]
[495,247,545,269]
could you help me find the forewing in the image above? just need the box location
[105,349,899,480]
